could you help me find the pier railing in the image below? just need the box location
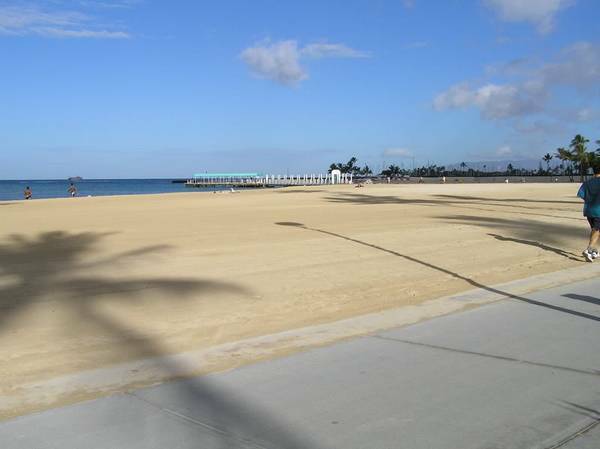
[185,172,353,188]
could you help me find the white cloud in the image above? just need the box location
[485,43,600,89]
[36,27,129,38]
[77,0,141,8]
[404,41,428,49]
[541,42,600,89]
[551,106,599,124]
[0,6,83,31]
[483,0,574,34]
[383,148,413,157]
[514,120,566,134]
[433,81,546,119]
[467,146,534,162]
[0,4,130,38]
[495,145,513,156]
[485,58,530,77]
[240,40,307,86]
[434,41,600,122]
[575,108,594,122]
[301,42,369,59]
[240,39,369,86]
[433,83,473,109]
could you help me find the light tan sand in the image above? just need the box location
[0,183,590,418]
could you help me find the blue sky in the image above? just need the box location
[1,0,599,178]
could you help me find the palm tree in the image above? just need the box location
[570,134,590,181]
[360,165,373,175]
[555,147,574,182]
[588,151,600,173]
[588,142,600,171]
[329,157,361,174]
[571,134,590,149]
[555,147,571,163]
[459,162,467,174]
[542,153,553,173]
[329,162,343,173]
[343,157,359,174]
[381,164,401,179]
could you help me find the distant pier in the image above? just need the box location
[185,171,353,188]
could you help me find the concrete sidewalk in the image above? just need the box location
[1,277,599,449]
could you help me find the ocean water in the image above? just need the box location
[0,179,224,201]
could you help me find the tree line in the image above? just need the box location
[329,134,600,181]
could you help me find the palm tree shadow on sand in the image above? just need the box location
[324,192,583,221]
[438,214,586,249]
[275,222,600,323]
[487,233,582,262]
[0,231,321,449]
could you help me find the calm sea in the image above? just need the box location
[0,179,225,201]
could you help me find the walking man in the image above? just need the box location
[24,186,32,200]
[67,183,77,197]
[578,164,600,262]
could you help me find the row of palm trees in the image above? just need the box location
[549,135,600,182]
[329,157,373,175]
[329,135,600,180]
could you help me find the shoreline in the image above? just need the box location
[0,187,241,203]
[1,174,585,203]
[0,178,584,203]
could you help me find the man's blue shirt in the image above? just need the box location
[578,177,600,217]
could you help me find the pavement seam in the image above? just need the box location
[544,418,600,449]
[124,392,269,449]
[371,335,600,377]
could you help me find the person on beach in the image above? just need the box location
[578,164,600,262]
[24,186,32,200]
[67,183,77,197]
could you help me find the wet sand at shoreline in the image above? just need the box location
[0,183,589,418]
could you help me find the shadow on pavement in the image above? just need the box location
[563,293,600,306]
[375,336,599,377]
[555,401,600,419]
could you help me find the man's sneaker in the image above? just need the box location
[592,250,599,260]
[583,249,595,262]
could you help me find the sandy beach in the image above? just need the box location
[0,183,591,418]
